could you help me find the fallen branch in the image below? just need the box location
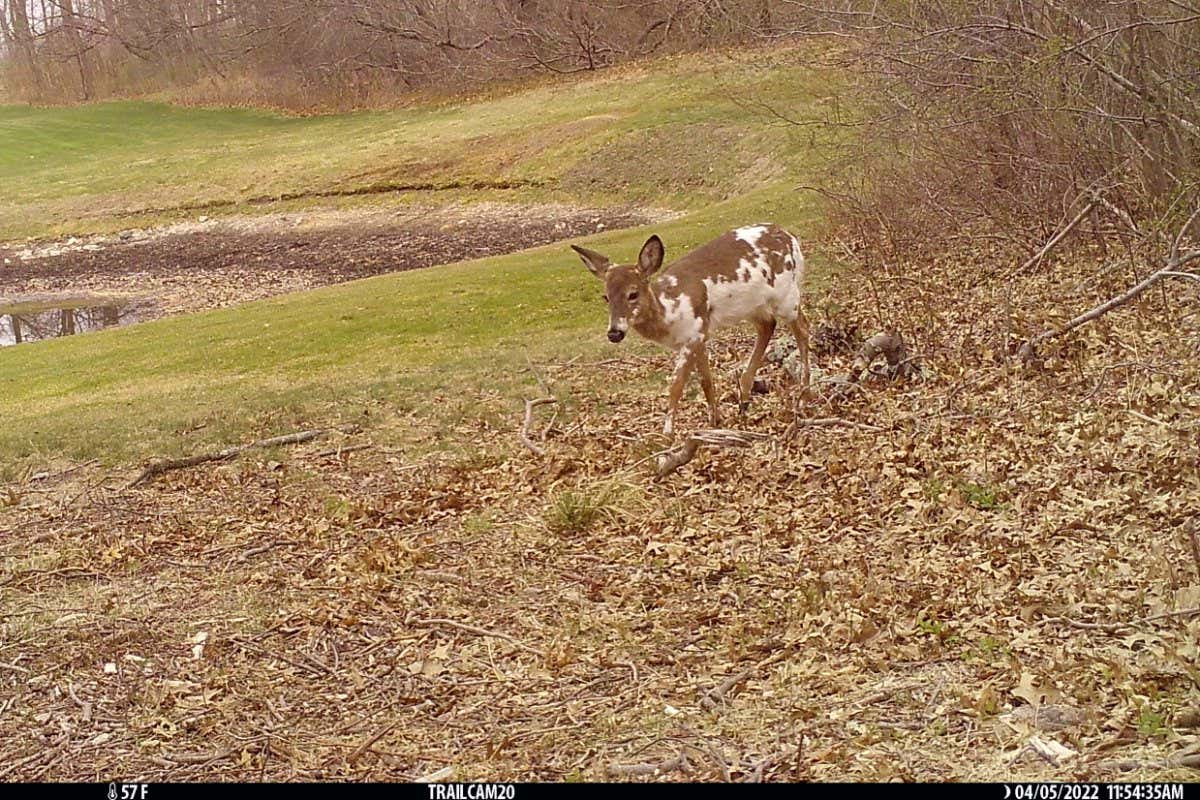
[654,429,770,478]
[348,720,400,764]
[1099,753,1200,772]
[784,417,885,439]
[229,635,334,676]
[126,429,326,489]
[314,443,373,458]
[1020,262,1200,363]
[413,618,546,658]
[1014,200,1098,277]
[700,666,754,712]
[606,753,690,778]
[1020,207,1200,363]
[519,397,556,456]
[1044,606,1200,634]
[699,642,799,714]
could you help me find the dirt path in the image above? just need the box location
[0,203,659,320]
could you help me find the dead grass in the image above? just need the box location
[2,238,1198,781]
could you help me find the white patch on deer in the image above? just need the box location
[734,224,770,249]
[789,234,805,274]
[705,254,780,329]
[673,348,690,372]
[613,317,629,332]
[662,275,678,288]
[662,293,703,346]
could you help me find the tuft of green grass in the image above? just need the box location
[959,482,1004,511]
[1137,706,1170,738]
[544,482,635,537]
[544,489,609,537]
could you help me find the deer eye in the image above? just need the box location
[628,291,639,302]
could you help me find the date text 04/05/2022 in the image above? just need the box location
[1007,786,1186,800]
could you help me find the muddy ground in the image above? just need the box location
[0,203,657,320]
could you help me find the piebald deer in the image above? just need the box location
[572,223,810,435]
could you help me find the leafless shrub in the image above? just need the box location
[781,1,1200,260]
[0,0,793,109]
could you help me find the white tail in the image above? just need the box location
[572,223,810,434]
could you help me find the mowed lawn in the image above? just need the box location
[0,47,842,469]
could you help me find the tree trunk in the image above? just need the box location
[60,0,94,100]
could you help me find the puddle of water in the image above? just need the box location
[0,302,140,347]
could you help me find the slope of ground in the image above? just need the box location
[3,244,1197,782]
[1,43,1198,783]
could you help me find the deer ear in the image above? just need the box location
[637,235,664,277]
[571,244,611,278]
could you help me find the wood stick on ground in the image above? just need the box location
[126,429,326,489]
[1020,207,1200,363]
[700,665,755,711]
[413,618,546,658]
[314,443,373,458]
[785,417,885,439]
[606,753,689,778]
[1013,200,1098,277]
[348,720,400,765]
[1045,606,1200,634]
[229,635,333,676]
[700,642,798,713]
[519,398,556,456]
[655,429,769,478]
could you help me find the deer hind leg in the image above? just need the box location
[739,319,776,413]
[693,343,721,427]
[664,345,697,436]
[788,306,811,390]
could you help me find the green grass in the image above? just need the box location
[0,46,845,466]
[0,48,837,241]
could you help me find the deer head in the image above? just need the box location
[572,235,664,343]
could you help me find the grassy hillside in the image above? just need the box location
[0,49,834,242]
[0,47,840,467]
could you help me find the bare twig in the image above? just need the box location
[1044,606,1200,634]
[785,417,885,438]
[1013,200,1098,276]
[126,429,326,489]
[348,720,400,764]
[519,398,556,456]
[1019,257,1200,363]
[314,443,373,458]
[413,618,545,658]
[229,636,334,676]
[654,429,769,478]
[606,753,690,778]
[700,666,755,711]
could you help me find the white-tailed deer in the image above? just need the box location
[572,223,810,435]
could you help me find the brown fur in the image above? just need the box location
[573,224,810,434]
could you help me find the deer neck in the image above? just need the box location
[631,278,675,345]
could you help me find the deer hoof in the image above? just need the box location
[737,401,750,415]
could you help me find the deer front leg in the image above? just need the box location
[739,319,776,413]
[664,345,697,436]
[693,342,721,428]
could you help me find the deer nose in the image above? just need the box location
[607,329,625,343]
